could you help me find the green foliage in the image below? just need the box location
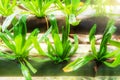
[33,14,78,63]
[63,20,116,72]
[21,0,55,17]
[0,0,16,17]
[92,0,112,16]
[0,15,39,80]
[103,38,120,67]
[55,0,90,26]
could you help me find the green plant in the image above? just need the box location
[63,20,117,72]
[20,0,55,17]
[33,15,78,63]
[0,15,39,80]
[55,0,90,26]
[0,0,16,17]
[103,38,120,67]
[92,0,112,16]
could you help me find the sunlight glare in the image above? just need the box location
[116,0,120,3]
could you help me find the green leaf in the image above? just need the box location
[62,40,72,58]
[103,48,120,59]
[37,0,42,10]
[71,0,80,12]
[24,59,37,73]
[2,13,17,32]
[62,16,70,44]
[39,26,52,42]
[0,32,15,51]
[14,34,23,55]
[109,40,120,48]
[98,20,116,58]
[42,0,55,14]
[45,38,55,56]
[32,36,46,56]
[0,52,16,60]
[50,14,59,34]
[21,38,32,55]
[102,19,115,37]
[20,15,27,36]
[104,52,120,67]
[56,0,65,11]
[98,34,111,58]
[89,24,97,57]
[53,34,63,56]
[68,34,78,56]
[49,14,63,56]
[63,55,94,72]
[91,37,97,56]
[0,0,4,10]
[89,24,96,41]
[22,28,39,54]
[14,15,27,39]
[21,0,38,16]
[4,30,14,40]
[20,62,32,80]
[76,0,90,15]
[64,0,71,6]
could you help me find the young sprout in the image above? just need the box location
[63,19,117,72]
[33,14,78,63]
[0,0,16,17]
[55,0,90,26]
[20,0,55,17]
[0,15,39,80]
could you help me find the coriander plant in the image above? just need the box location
[33,14,78,63]
[63,20,117,72]
[55,0,90,26]
[0,15,39,80]
[0,0,16,17]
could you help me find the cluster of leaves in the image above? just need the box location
[0,0,114,20]
[20,0,55,17]
[0,0,16,17]
[104,37,120,67]
[55,0,90,26]
[33,15,78,63]
[63,20,117,72]
[0,0,90,19]
[0,1,119,79]
[0,15,39,80]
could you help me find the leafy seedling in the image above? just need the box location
[20,0,55,17]
[33,14,78,63]
[0,15,39,80]
[0,0,16,17]
[55,0,90,26]
[63,19,117,72]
